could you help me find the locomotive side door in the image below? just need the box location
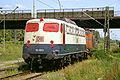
[63,24,65,47]
[60,24,65,46]
[60,23,66,54]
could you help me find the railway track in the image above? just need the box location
[0,70,45,80]
[0,66,19,72]
[0,59,25,74]
[0,61,46,80]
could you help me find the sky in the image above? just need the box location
[0,0,120,40]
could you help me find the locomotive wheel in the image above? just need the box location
[71,55,76,64]
[83,53,88,59]
[53,59,61,71]
[79,56,83,61]
[30,57,39,72]
[67,55,71,65]
[58,59,65,69]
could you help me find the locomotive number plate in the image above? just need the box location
[35,49,44,52]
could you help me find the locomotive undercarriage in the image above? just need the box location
[24,52,89,71]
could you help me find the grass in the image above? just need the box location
[41,48,120,80]
[0,41,120,80]
[42,59,120,80]
[112,53,120,58]
[0,41,27,79]
[0,41,23,62]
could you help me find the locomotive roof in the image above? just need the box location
[27,18,70,23]
[27,18,76,25]
[27,18,84,31]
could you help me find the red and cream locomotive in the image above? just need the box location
[23,18,92,69]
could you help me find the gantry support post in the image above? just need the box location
[104,6,110,52]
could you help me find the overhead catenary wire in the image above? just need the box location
[53,0,62,10]
[53,0,59,4]
[0,6,19,23]
[57,0,62,11]
[16,0,23,9]
[81,11,104,27]
[52,0,63,9]
[36,0,55,9]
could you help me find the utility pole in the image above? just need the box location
[13,30,17,43]
[104,6,110,51]
[3,12,5,52]
[0,6,18,52]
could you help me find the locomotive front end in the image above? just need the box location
[23,19,62,64]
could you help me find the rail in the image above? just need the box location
[0,70,45,80]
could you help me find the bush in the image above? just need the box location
[92,49,112,61]
[0,29,24,42]
[112,47,120,53]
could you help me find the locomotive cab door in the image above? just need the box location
[60,24,65,47]
[60,23,66,54]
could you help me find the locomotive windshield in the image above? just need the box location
[26,23,39,32]
[43,23,59,32]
